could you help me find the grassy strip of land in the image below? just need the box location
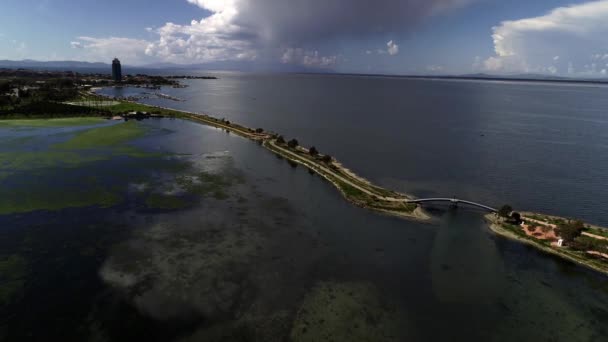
[69,96,426,219]
[0,117,106,127]
[264,140,420,219]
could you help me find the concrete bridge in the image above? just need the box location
[406,197,497,212]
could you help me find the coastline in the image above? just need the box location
[3,90,608,275]
[485,214,608,276]
[128,97,607,275]
[79,93,429,221]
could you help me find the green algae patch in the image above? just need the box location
[0,117,106,127]
[0,185,122,215]
[0,255,28,305]
[54,121,146,149]
[143,170,241,210]
[290,281,410,342]
[0,151,106,174]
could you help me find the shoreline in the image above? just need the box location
[485,214,608,275]
[81,92,429,221]
[3,92,608,275]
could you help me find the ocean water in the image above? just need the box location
[101,73,608,225]
[1,74,607,341]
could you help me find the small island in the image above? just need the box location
[487,206,608,274]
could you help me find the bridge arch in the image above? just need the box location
[406,198,497,212]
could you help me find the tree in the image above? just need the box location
[498,205,513,218]
[510,212,522,224]
[255,128,264,133]
[321,154,332,163]
[309,146,319,156]
[287,138,299,148]
[556,220,585,242]
[276,135,285,144]
[0,81,10,93]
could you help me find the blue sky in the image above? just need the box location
[1,0,608,76]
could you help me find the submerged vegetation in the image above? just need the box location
[0,254,28,305]
[0,117,105,127]
[54,121,146,149]
[290,281,409,341]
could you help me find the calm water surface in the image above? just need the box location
[0,75,607,341]
[101,73,608,225]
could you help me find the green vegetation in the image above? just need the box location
[0,117,105,127]
[570,235,608,253]
[556,220,585,242]
[0,184,121,215]
[320,154,332,163]
[287,138,299,148]
[1,101,99,119]
[308,146,319,156]
[489,214,608,275]
[54,121,146,149]
[498,204,513,218]
[0,254,28,305]
[0,150,107,180]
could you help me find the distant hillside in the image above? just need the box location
[0,60,110,69]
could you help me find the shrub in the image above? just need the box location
[309,146,319,156]
[498,205,513,218]
[321,155,332,163]
[556,220,585,242]
[287,138,299,148]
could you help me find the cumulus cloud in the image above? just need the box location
[280,48,337,67]
[69,0,474,67]
[142,0,471,65]
[386,40,399,56]
[71,37,151,64]
[484,0,608,76]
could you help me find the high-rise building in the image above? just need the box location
[112,58,122,82]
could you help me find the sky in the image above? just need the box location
[1,0,608,76]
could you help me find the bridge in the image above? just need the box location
[406,197,497,212]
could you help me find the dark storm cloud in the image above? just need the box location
[141,0,474,65]
[234,0,472,44]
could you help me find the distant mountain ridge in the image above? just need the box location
[0,59,110,69]
[1,60,607,82]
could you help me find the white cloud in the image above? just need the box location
[71,37,151,64]
[281,48,337,67]
[484,0,608,75]
[568,61,575,74]
[80,0,472,66]
[426,65,443,72]
[386,40,399,56]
